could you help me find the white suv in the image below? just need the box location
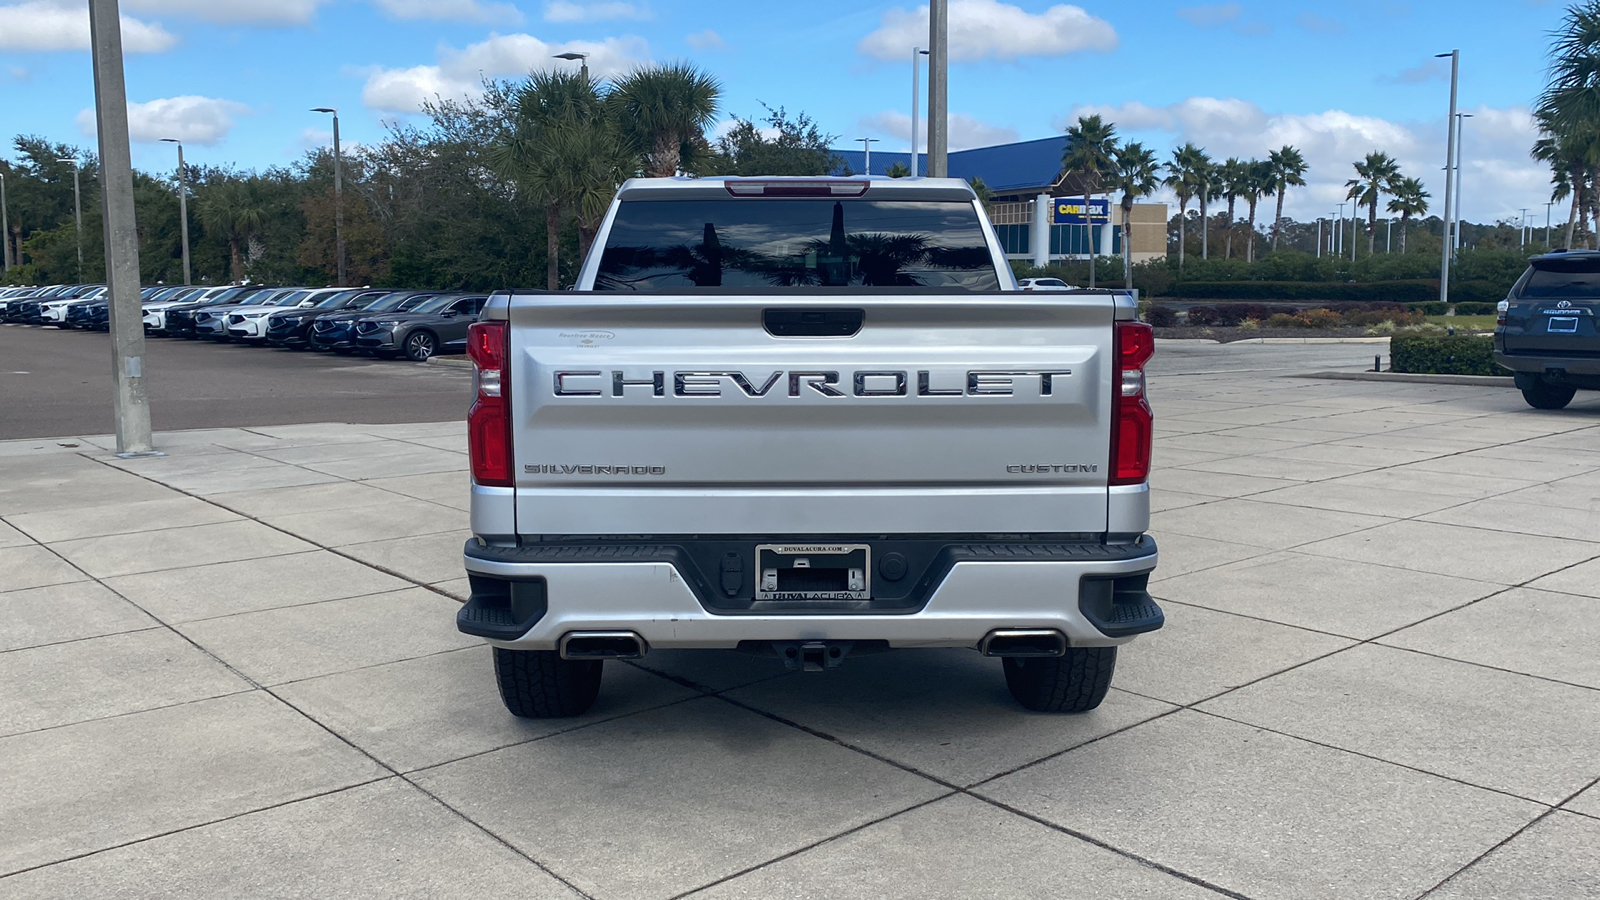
[225,288,346,342]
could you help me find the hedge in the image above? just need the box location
[1167,280,1440,303]
[1161,279,1511,305]
[1390,334,1506,376]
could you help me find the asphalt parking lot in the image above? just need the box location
[0,324,471,440]
[2,343,1600,899]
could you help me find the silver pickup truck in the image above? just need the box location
[456,176,1162,717]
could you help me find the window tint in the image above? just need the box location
[1519,258,1600,299]
[596,198,1000,291]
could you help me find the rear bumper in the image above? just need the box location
[1494,348,1600,377]
[458,536,1161,651]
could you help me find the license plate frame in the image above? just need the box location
[1548,316,1580,334]
[756,544,871,601]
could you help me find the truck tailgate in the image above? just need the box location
[508,293,1117,535]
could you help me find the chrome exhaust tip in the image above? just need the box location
[559,631,646,660]
[979,629,1067,658]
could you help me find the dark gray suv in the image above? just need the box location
[1495,250,1600,409]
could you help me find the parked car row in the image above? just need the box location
[0,283,489,362]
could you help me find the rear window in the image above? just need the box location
[595,198,1000,291]
[1518,257,1600,298]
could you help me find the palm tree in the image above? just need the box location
[1112,142,1161,288]
[608,62,722,177]
[1532,109,1600,249]
[1537,1,1600,134]
[1220,157,1247,258]
[1191,154,1220,259]
[1344,151,1402,255]
[1385,177,1430,253]
[494,70,637,288]
[1243,158,1274,262]
[1061,114,1119,287]
[196,177,265,281]
[1267,145,1308,250]
[1165,142,1205,268]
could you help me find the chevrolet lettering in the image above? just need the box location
[552,369,1074,398]
[458,175,1161,719]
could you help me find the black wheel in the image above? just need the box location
[1002,647,1117,713]
[1520,379,1577,410]
[492,648,603,718]
[402,330,437,362]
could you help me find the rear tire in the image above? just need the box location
[1003,647,1117,713]
[1521,379,1577,410]
[492,648,603,718]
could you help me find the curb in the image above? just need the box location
[1299,371,1515,387]
[425,356,472,369]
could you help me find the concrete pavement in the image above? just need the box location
[2,348,1600,898]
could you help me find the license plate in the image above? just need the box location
[1548,317,1580,334]
[756,544,870,601]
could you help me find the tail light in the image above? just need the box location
[1496,299,1509,327]
[467,320,513,487]
[1110,321,1154,485]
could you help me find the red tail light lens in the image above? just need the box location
[1110,321,1154,485]
[467,320,512,487]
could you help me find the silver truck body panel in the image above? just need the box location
[463,555,1153,650]
[506,294,1120,536]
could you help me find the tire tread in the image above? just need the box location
[492,647,602,718]
[1003,647,1117,713]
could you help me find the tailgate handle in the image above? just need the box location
[764,308,864,337]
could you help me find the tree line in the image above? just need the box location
[0,63,843,290]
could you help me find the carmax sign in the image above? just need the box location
[1053,198,1110,225]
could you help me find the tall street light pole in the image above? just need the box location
[553,51,590,80]
[927,0,948,177]
[1,171,10,273]
[160,139,191,285]
[311,108,345,287]
[1335,202,1345,256]
[857,137,879,175]
[910,47,928,176]
[1437,50,1459,306]
[1520,208,1531,247]
[1316,216,1323,258]
[1453,112,1472,257]
[88,0,155,455]
[58,158,83,281]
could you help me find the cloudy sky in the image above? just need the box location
[0,0,1564,224]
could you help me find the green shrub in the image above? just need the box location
[1413,301,1448,316]
[1390,334,1505,376]
[1453,301,1498,315]
[1186,305,1222,326]
[1167,280,1439,303]
[1449,281,1510,305]
[1266,312,1301,328]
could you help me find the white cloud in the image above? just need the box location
[685,29,723,50]
[0,1,176,53]
[370,0,522,24]
[124,0,326,24]
[361,33,650,114]
[1176,3,1240,27]
[75,95,249,145]
[857,110,1019,152]
[544,1,647,22]
[857,0,1116,62]
[1060,97,1543,223]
